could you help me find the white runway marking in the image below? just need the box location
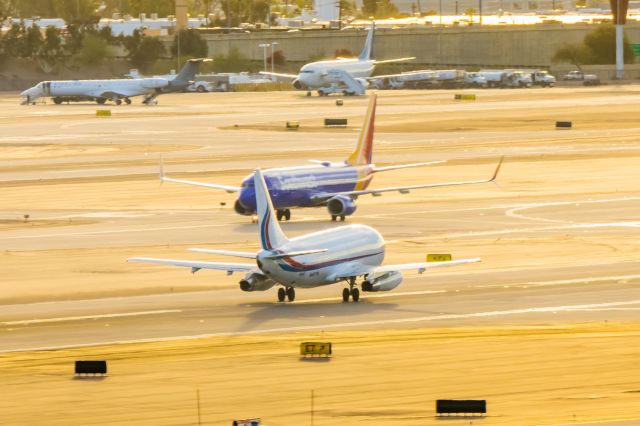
[5,299,640,353]
[477,274,640,289]
[3,223,227,239]
[2,309,182,326]
[505,196,640,224]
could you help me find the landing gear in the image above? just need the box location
[331,215,346,222]
[306,91,312,97]
[276,209,291,221]
[277,286,296,302]
[115,99,122,105]
[124,97,131,105]
[96,97,106,105]
[342,277,360,303]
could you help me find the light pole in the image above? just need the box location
[271,41,279,80]
[258,43,270,73]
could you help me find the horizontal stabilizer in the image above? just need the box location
[263,248,329,259]
[188,248,256,258]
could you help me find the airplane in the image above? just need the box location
[260,22,415,96]
[160,93,503,222]
[20,58,210,106]
[128,168,481,303]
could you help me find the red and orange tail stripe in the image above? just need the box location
[347,93,377,166]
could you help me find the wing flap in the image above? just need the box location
[373,160,445,173]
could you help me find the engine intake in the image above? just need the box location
[234,199,252,216]
[239,272,276,292]
[362,271,402,292]
[327,195,357,217]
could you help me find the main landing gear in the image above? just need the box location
[277,286,296,302]
[342,277,360,303]
[276,209,291,221]
[331,215,346,222]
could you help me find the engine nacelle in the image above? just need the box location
[327,195,357,217]
[234,199,253,216]
[239,272,277,292]
[141,78,169,89]
[355,78,370,89]
[362,271,403,292]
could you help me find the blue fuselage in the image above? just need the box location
[236,164,373,214]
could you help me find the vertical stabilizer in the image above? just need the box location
[172,58,206,84]
[254,169,289,250]
[346,93,377,166]
[358,23,375,61]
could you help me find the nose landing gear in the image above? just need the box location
[342,277,360,302]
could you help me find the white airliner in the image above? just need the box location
[262,23,414,96]
[128,168,481,303]
[20,58,209,105]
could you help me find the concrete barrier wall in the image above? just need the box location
[177,24,640,68]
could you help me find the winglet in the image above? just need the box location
[346,93,376,166]
[489,156,504,182]
[254,169,289,250]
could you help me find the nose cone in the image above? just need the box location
[21,87,41,99]
[239,188,257,213]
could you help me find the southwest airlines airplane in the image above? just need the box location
[20,58,209,105]
[262,23,414,96]
[129,168,481,303]
[161,93,503,221]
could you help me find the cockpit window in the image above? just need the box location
[241,181,255,188]
[300,70,314,74]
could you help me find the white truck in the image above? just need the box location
[478,70,507,88]
[463,72,488,88]
[562,70,600,86]
[529,70,556,87]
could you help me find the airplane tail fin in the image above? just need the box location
[346,93,377,166]
[172,58,208,84]
[358,22,375,61]
[254,169,289,250]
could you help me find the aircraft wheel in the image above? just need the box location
[339,215,345,222]
[351,288,360,302]
[277,287,286,302]
[125,98,131,104]
[284,209,291,221]
[286,287,295,302]
[96,97,106,105]
[331,215,337,222]
[196,85,206,92]
[306,91,311,97]
[115,99,122,105]
[342,288,350,303]
[276,209,284,221]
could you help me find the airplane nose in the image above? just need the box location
[238,189,256,213]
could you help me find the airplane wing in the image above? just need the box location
[159,161,240,193]
[371,258,481,274]
[127,257,259,274]
[372,57,416,65]
[259,71,299,79]
[373,160,445,172]
[327,258,480,281]
[90,89,142,99]
[312,157,502,202]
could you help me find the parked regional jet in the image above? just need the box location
[261,23,414,96]
[20,58,209,105]
[129,168,481,303]
[160,93,502,221]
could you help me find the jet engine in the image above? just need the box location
[234,199,253,216]
[355,78,370,89]
[239,272,277,292]
[327,195,357,217]
[362,271,403,292]
[141,78,168,89]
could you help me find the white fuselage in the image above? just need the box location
[257,224,384,288]
[20,78,168,101]
[295,58,375,89]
